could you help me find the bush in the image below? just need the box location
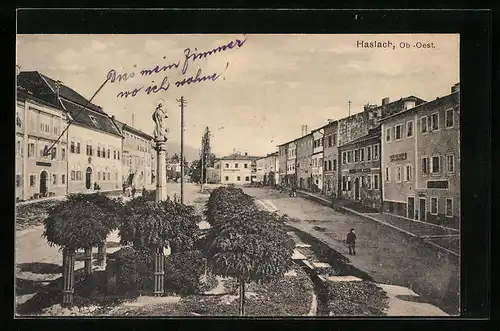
[113,247,153,294]
[164,250,207,295]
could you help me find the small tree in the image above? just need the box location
[203,187,295,315]
[42,194,114,305]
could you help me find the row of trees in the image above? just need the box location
[42,186,294,315]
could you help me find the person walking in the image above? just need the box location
[346,228,357,255]
[142,186,146,197]
[131,186,136,198]
[122,182,126,195]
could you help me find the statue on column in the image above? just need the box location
[152,99,169,141]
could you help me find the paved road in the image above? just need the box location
[243,187,459,315]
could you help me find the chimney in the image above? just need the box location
[451,83,460,93]
[54,80,62,105]
[382,97,390,105]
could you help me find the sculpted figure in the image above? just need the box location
[152,99,168,141]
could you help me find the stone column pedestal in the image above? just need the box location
[155,139,168,202]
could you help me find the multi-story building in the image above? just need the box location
[296,132,313,190]
[214,152,263,185]
[15,86,69,201]
[286,141,297,187]
[18,71,123,194]
[311,128,324,191]
[256,152,278,185]
[277,144,288,186]
[380,84,460,227]
[323,120,339,197]
[112,119,155,190]
[339,127,382,210]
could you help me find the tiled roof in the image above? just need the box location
[217,153,264,161]
[60,99,122,137]
[17,71,62,108]
[340,127,381,147]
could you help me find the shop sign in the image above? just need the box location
[36,161,51,167]
[390,153,407,162]
[349,168,371,174]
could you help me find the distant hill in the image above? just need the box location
[166,141,200,162]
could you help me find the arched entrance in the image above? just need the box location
[40,171,48,197]
[85,167,93,189]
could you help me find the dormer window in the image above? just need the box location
[89,115,101,128]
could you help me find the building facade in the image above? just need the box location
[339,127,382,210]
[323,120,339,197]
[214,152,262,185]
[256,152,278,185]
[17,71,124,195]
[285,141,297,187]
[295,133,313,190]
[381,85,460,227]
[311,128,324,191]
[16,89,69,201]
[113,119,155,190]
[277,144,288,186]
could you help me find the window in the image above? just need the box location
[446,109,454,128]
[347,177,352,191]
[342,176,346,191]
[52,174,57,184]
[360,148,364,162]
[16,175,21,187]
[367,146,372,161]
[89,115,101,128]
[430,197,438,215]
[333,159,337,171]
[28,143,35,157]
[77,171,82,181]
[62,174,66,184]
[225,163,229,168]
[86,144,92,156]
[395,124,403,140]
[342,152,347,165]
[328,160,332,171]
[447,154,455,173]
[117,152,120,160]
[225,176,229,181]
[431,155,440,173]
[405,165,413,182]
[385,166,390,182]
[373,144,379,160]
[407,121,414,137]
[97,146,101,157]
[76,142,81,154]
[71,171,75,180]
[386,127,392,142]
[30,175,36,187]
[422,156,429,175]
[347,151,352,163]
[332,133,337,146]
[328,136,332,147]
[244,163,248,168]
[446,198,453,217]
[61,148,66,160]
[430,113,439,130]
[107,172,111,181]
[54,125,59,135]
[51,147,57,160]
[354,149,359,162]
[366,175,372,189]
[114,150,117,159]
[115,172,119,181]
[373,174,379,190]
[235,163,239,168]
[421,117,428,133]
[396,166,403,183]
[245,176,249,181]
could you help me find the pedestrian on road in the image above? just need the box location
[131,186,136,198]
[346,228,357,255]
[122,183,126,195]
[142,186,146,197]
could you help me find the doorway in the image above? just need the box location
[407,196,415,219]
[40,171,48,197]
[419,198,426,222]
[354,178,360,200]
[85,167,93,189]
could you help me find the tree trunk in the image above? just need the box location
[84,247,93,275]
[97,241,106,267]
[238,278,245,316]
[62,248,75,306]
[153,244,164,296]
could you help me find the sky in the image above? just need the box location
[16,34,459,157]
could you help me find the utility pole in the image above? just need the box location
[177,96,187,204]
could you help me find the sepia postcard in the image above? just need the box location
[15,33,461,317]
